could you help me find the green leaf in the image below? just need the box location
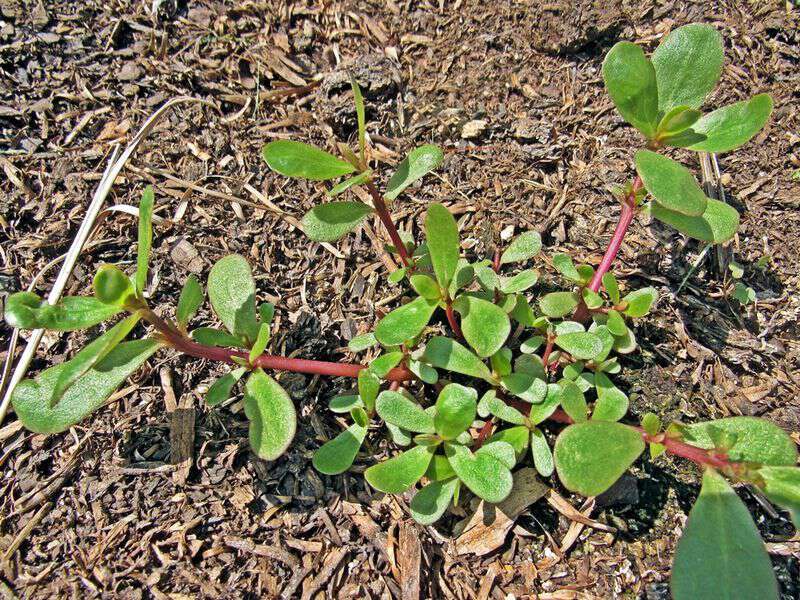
[385,145,444,201]
[670,94,773,153]
[425,204,460,289]
[191,327,246,349]
[12,339,160,434]
[423,336,493,382]
[453,295,510,358]
[657,105,702,137]
[263,140,356,181]
[376,390,435,433]
[135,186,154,295]
[476,440,517,470]
[622,287,658,317]
[510,294,536,326]
[560,380,587,422]
[313,421,368,475]
[652,23,724,113]
[301,202,373,242]
[635,151,707,216]
[606,309,627,336]
[490,348,512,377]
[206,367,247,406]
[758,466,800,527]
[530,428,554,477]
[501,231,542,265]
[651,197,739,244]
[487,426,530,459]
[448,260,475,298]
[593,372,628,422]
[365,445,435,493]
[327,171,372,197]
[249,322,271,363]
[409,274,441,300]
[426,453,456,481]
[499,270,539,294]
[539,291,579,318]
[350,75,366,160]
[641,413,661,436]
[528,383,563,424]
[434,383,477,440]
[243,370,297,461]
[554,421,645,496]
[582,288,603,310]
[602,41,659,138]
[176,275,203,328]
[329,394,362,413]
[410,478,459,525]
[358,369,380,412]
[375,296,438,346]
[552,253,581,281]
[368,351,403,378]
[348,332,377,352]
[732,282,756,305]
[93,265,134,306]
[683,417,797,466]
[208,255,259,342]
[4,292,122,332]
[520,336,544,354]
[51,313,141,406]
[671,469,778,600]
[602,273,620,304]
[555,331,603,361]
[502,373,547,404]
[408,359,438,384]
[477,390,526,425]
[444,443,513,503]
[388,267,407,284]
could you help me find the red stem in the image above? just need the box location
[366,180,412,267]
[445,301,463,339]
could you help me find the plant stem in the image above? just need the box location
[445,300,463,339]
[141,310,414,382]
[587,193,637,293]
[365,180,412,267]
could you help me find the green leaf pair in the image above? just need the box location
[603,24,771,153]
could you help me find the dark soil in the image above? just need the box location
[1,1,799,598]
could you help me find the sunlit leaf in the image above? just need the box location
[301,202,374,242]
[358,369,380,412]
[93,265,134,306]
[135,186,154,296]
[4,292,121,332]
[758,466,800,528]
[539,291,579,318]
[635,151,707,216]
[602,41,659,138]
[263,140,356,181]
[375,296,438,346]
[385,145,444,200]
[602,272,620,304]
[191,327,247,349]
[453,295,511,358]
[552,253,581,282]
[365,445,435,493]
[423,336,493,382]
[444,443,513,503]
[12,339,160,434]
[327,171,372,197]
[500,231,542,265]
[555,331,603,361]
[501,373,547,404]
[683,417,797,466]
[376,390,435,433]
[313,421,368,475]
[206,367,247,406]
[656,105,702,137]
[425,203,460,289]
[650,197,739,244]
[208,254,259,342]
[243,370,297,460]
[410,478,459,525]
[348,332,377,352]
[622,287,658,318]
[176,275,203,329]
[593,372,628,422]
[368,351,403,378]
[434,383,477,440]
[530,428,554,477]
[560,380,587,422]
[350,75,366,160]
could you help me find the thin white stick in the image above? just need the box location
[0,97,210,426]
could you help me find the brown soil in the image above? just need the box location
[1,1,799,598]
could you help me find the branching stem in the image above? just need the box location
[365,180,412,267]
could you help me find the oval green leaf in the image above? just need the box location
[301,201,374,242]
[385,145,444,201]
[425,203,460,289]
[602,41,659,138]
[375,296,438,346]
[263,140,356,181]
[410,478,459,525]
[444,443,513,504]
[635,150,707,217]
[539,291,579,318]
[683,417,797,466]
[434,383,477,440]
[376,390,435,433]
[312,421,368,475]
[675,94,773,153]
[365,445,435,494]
[500,231,541,265]
[243,370,297,461]
[555,331,603,361]
[453,295,511,358]
[650,197,739,244]
[208,254,259,342]
[422,336,493,382]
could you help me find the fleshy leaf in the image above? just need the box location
[329,394,362,413]
[444,443,513,503]
[539,291,579,318]
[622,287,658,318]
[602,273,620,304]
[135,186,154,296]
[51,313,141,406]
[347,332,377,352]
[635,151,707,217]
[301,202,373,242]
[410,478,459,525]
[93,265,134,306]
[683,417,797,466]
[358,369,380,413]
[4,293,122,332]
[327,171,372,197]
[554,331,603,361]
[592,372,629,422]
[560,380,587,422]
[671,94,773,153]
[192,327,247,349]
[375,296,438,346]
[602,41,659,138]
[528,383,563,424]
[365,445,434,493]
[243,370,297,460]
[368,351,403,378]
[671,469,778,600]
[425,203,460,289]
[263,140,356,181]
[422,336,493,382]
[656,105,702,137]
[453,295,511,358]
[376,390,435,433]
[652,23,724,113]
[553,253,581,282]
[500,231,541,265]
[500,270,539,294]
[312,421,368,475]
[249,322,271,363]
[530,428,554,477]
[501,373,547,404]
[208,254,259,342]
[385,145,444,200]
[758,466,800,528]
[476,440,516,469]
[554,421,645,496]
[176,275,203,328]
[351,75,366,159]
[478,390,526,425]
[487,426,530,459]
[434,383,478,440]
[606,309,627,336]
[650,197,739,243]
[409,274,441,300]
[207,367,247,406]
[12,340,160,434]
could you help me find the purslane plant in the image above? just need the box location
[4,24,795,600]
